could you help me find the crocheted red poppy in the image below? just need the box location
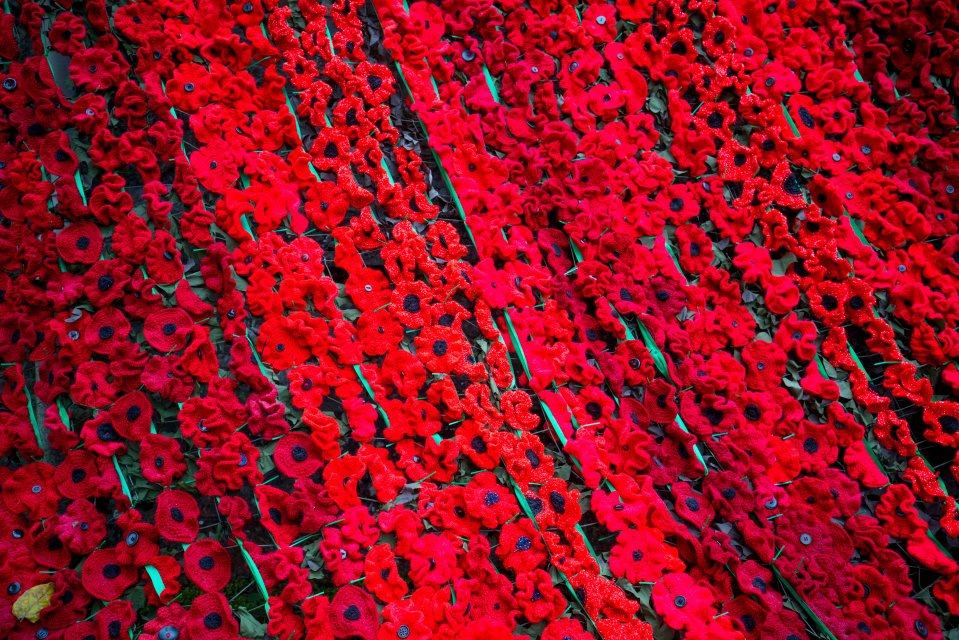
[273,431,322,479]
[52,450,101,500]
[85,307,131,356]
[155,489,200,543]
[81,548,138,600]
[186,592,240,640]
[94,599,136,640]
[139,434,187,486]
[184,538,232,593]
[56,221,103,264]
[39,130,79,177]
[115,520,161,568]
[55,498,107,555]
[2,461,59,519]
[143,308,193,353]
[330,584,379,640]
[110,390,153,441]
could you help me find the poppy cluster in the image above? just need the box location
[375,0,959,636]
[1,0,958,638]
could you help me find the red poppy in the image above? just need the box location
[139,434,186,486]
[184,539,232,593]
[39,131,78,177]
[81,548,138,601]
[155,489,200,543]
[273,431,323,478]
[94,600,136,640]
[143,308,193,353]
[53,450,102,500]
[2,462,60,519]
[56,222,103,264]
[186,593,240,640]
[363,543,408,603]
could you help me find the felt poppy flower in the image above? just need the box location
[155,490,200,543]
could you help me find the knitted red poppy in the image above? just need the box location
[83,306,130,356]
[52,450,101,500]
[184,538,232,593]
[2,462,60,519]
[94,599,136,640]
[139,434,187,486]
[155,490,200,543]
[273,431,323,479]
[186,592,240,640]
[110,390,153,441]
[81,548,138,600]
[56,221,103,264]
[143,308,193,353]
[330,584,379,640]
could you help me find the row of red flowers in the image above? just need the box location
[375,0,959,637]
[2,0,959,639]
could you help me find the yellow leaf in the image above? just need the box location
[12,583,54,623]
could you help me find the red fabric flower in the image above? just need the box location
[185,539,232,593]
[81,548,138,600]
[329,585,379,640]
[155,489,200,543]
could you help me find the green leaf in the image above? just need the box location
[236,608,267,638]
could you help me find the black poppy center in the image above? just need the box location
[549,491,566,513]
[403,294,420,313]
[525,449,540,468]
[204,613,222,629]
[470,436,487,454]
[940,416,959,434]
